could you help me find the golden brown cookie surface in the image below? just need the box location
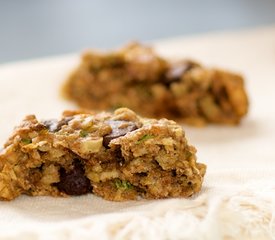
[63,43,249,125]
[0,108,206,201]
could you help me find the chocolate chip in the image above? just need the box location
[42,119,59,132]
[163,61,198,86]
[56,160,91,195]
[113,148,125,166]
[171,170,177,177]
[136,172,148,177]
[42,116,73,132]
[103,120,138,148]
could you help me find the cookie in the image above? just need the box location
[0,108,206,201]
[63,42,248,125]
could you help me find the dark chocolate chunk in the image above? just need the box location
[42,119,59,132]
[136,172,148,177]
[113,148,125,165]
[103,120,138,148]
[171,170,177,177]
[42,116,73,132]
[163,61,198,86]
[56,160,91,195]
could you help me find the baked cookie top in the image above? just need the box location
[63,42,249,125]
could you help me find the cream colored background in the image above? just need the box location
[0,26,275,239]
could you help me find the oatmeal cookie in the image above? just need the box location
[0,108,206,201]
[63,42,248,125]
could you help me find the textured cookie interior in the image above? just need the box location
[0,108,206,201]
